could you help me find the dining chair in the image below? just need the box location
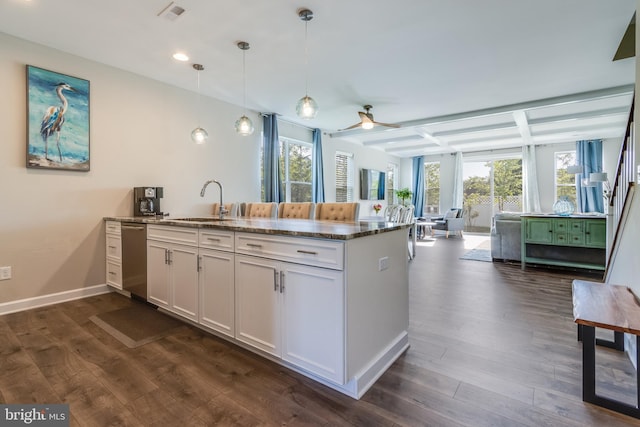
[244,202,278,218]
[314,202,360,222]
[278,202,315,219]
[212,202,239,218]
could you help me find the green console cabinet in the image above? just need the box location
[521,215,606,271]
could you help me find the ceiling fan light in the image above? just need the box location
[191,127,208,144]
[296,95,318,119]
[362,121,374,130]
[235,115,254,136]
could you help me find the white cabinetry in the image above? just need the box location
[198,229,235,337]
[147,225,199,322]
[105,221,122,289]
[235,232,345,384]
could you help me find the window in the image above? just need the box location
[335,151,354,202]
[424,162,440,214]
[280,137,312,202]
[555,151,577,206]
[387,163,398,203]
[260,136,312,202]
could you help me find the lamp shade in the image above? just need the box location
[235,115,254,136]
[566,165,583,174]
[191,127,208,144]
[589,172,608,182]
[296,95,318,119]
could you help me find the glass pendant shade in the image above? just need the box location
[235,115,254,136]
[296,95,318,119]
[191,127,208,144]
[362,121,374,130]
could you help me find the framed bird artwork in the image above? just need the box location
[26,65,90,171]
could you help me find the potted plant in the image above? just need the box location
[395,188,413,206]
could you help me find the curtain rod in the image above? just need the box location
[260,113,315,131]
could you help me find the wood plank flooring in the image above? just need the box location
[2,234,640,426]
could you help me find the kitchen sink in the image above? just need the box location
[164,217,233,222]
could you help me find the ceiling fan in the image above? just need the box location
[339,105,400,131]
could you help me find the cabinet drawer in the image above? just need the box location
[147,225,198,246]
[106,221,121,234]
[106,260,122,289]
[106,234,122,260]
[199,229,234,252]
[235,233,344,270]
[553,219,568,233]
[567,233,585,246]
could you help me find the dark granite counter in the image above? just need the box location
[104,216,408,240]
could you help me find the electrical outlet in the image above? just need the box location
[378,257,389,271]
[0,266,11,280]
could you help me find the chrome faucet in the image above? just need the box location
[200,179,228,220]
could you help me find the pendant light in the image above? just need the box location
[191,63,208,144]
[234,41,254,136]
[295,8,318,119]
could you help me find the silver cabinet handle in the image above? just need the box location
[247,243,263,248]
[168,250,172,265]
[273,270,278,292]
[280,271,284,293]
[108,271,116,276]
[207,237,221,242]
[108,245,117,249]
[296,249,317,255]
[197,255,201,272]
[164,249,168,264]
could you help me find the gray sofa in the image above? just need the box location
[491,212,522,262]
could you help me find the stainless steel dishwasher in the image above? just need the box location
[121,223,147,300]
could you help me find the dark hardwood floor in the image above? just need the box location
[2,235,640,426]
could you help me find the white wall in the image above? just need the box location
[322,136,401,215]
[0,32,395,305]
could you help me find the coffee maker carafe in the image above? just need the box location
[133,187,163,216]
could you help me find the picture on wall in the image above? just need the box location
[26,65,90,171]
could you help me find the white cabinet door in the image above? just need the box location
[235,255,280,356]
[281,263,344,384]
[147,240,171,308]
[199,248,235,337]
[169,244,199,322]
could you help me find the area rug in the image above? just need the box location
[460,248,492,262]
[90,303,182,348]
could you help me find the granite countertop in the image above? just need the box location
[104,216,409,240]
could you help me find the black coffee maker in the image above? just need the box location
[133,187,163,216]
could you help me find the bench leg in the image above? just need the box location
[581,325,640,418]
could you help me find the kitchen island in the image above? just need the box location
[104,216,410,399]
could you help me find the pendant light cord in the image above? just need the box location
[304,19,309,97]
[242,48,247,114]
[196,69,201,126]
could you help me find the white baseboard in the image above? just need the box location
[0,284,113,316]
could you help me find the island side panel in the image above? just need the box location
[345,228,409,381]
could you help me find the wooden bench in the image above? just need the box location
[572,279,640,418]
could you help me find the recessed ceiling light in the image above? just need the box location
[172,52,189,62]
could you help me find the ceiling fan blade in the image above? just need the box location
[337,123,364,131]
[373,121,401,128]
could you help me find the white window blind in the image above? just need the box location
[335,151,354,202]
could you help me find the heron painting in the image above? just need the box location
[27,65,90,171]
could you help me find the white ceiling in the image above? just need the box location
[0,0,635,157]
